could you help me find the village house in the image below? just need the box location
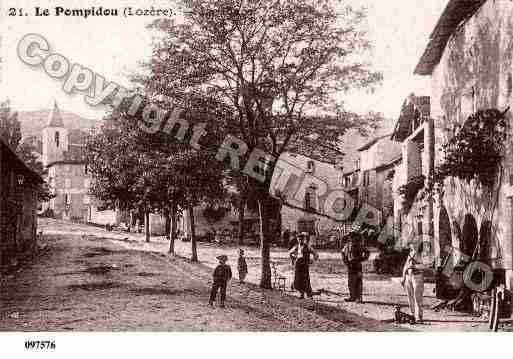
[278,152,344,239]
[0,138,43,269]
[342,135,402,225]
[179,153,343,244]
[40,101,117,225]
[178,201,260,241]
[393,0,513,294]
[39,102,172,233]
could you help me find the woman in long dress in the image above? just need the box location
[289,232,319,299]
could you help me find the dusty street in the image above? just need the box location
[0,219,406,331]
[0,218,498,331]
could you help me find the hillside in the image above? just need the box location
[17,108,98,139]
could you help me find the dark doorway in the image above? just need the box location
[461,214,478,258]
[478,220,492,262]
[438,207,452,257]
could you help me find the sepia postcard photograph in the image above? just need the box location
[1,0,513,357]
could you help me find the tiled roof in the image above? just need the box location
[0,138,43,184]
[357,134,392,152]
[414,0,486,75]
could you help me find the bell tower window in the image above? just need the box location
[55,131,60,147]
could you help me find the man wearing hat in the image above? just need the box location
[341,232,370,303]
[401,236,426,324]
[289,232,319,299]
[209,254,232,308]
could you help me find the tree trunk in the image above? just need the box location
[169,206,177,254]
[189,206,198,262]
[258,196,273,289]
[238,197,245,246]
[164,208,171,240]
[144,209,150,243]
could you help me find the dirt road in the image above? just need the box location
[0,228,404,331]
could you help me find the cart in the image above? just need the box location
[436,253,511,331]
[470,268,512,332]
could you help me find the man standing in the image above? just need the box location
[282,228,291,248]
[401,239,425,324]
[342,233,370,303]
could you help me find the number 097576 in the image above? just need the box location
[24,340,56,350]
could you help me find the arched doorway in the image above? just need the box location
[438,207,452,258]
[462,214,478,258]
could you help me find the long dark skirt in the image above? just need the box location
[293,257,312,295]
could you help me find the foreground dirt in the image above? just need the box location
[0,230,405,331]
[3,218,509,331]
[39,219,501,331]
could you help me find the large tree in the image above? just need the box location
[86,96,227,256]
[85,112,168,242]
[145,0,382,288]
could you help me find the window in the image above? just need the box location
[64,193,71,204]
[362,171,370,187]
[460,86,476,121]
[84,164,88,174]
[304,185,317,211]
[306,160,315,173]
[55,131,60,147]
[305,192,312,211]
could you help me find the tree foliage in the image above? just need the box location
[146,0,382,162]
[143,0,382,288]
[86,96,227,254]
[435,108,510,188]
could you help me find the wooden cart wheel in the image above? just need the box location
[488,288,497,330]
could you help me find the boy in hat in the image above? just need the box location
[209,254,232,308]
[237,249,248,283]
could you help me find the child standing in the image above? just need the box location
[209,255,232,308]
[237,249,248,283]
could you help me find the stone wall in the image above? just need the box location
[276,153,342,236]
[47,163,89,220]
[18,184,39,252]
[429,0,513,274]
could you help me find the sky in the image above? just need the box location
[1,0,448,125]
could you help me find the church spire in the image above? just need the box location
[47,101,64,127]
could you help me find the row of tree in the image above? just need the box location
[84,0,383,288]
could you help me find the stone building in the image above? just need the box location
[277,152,343,236]
[0,138,43,269]
[394,0,513,291]
[41,102,118,225]
[342,135,402,224]
[179,202,260,240]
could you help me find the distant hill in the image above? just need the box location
[16,108,98,140]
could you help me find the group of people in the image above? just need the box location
[287,231,369,302]
[208,230,426,324]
